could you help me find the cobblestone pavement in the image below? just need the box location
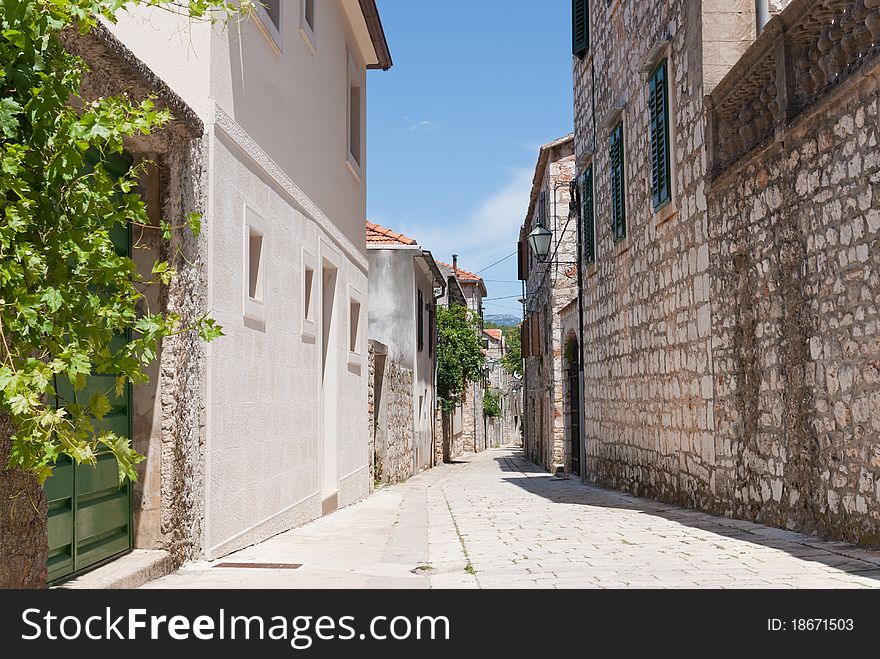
[145,447,880,589]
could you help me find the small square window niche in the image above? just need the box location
[349,298,361,354]
[304,266,314,321]
[304,0,315,32]
[264,0,280,29]
[243,206,268,326]
[349,86,361,165]
[248,229,264,301]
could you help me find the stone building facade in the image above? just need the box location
[368,341,416,486]
[519,135,577,472]
[706,0,880,543]
[569,0,880,544]
[434,263,467,463]
[438,259,490,455]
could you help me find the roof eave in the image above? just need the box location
[359,0,393,71]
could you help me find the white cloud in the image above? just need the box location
[401,167,533,274]
[408,119,440,133]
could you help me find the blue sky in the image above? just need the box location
[367,0,574,320]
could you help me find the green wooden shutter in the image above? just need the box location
[610,122,626,242]
[649,59,671,210]
[582,164,595,264]
[417,289,424,352]
[572,0,589,58]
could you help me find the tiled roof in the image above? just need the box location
[436,260,482,283]
[484,329,503,342]
[366,221,417,246]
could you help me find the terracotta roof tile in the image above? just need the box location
[436,260,482,283]
[366,221,417,246]
[484,329,503,341]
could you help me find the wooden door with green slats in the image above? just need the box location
[44,150,134,583]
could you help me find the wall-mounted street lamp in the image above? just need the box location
[527,224,553,263]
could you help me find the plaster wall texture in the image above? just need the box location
[107,1,376,558]
[367,248,438,478]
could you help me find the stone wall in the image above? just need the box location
[370,344,415,485]
[522,138,577,472]
[574,0,718,507]
[573,0,880,545]
[706,0,880,544]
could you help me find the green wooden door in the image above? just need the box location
[45,151,134,583]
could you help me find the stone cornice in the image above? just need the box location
[709,0,880,177]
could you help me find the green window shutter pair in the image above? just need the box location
[581,165,595,264]
[649,59,672,210]
[609,122,626,242]
[572,0,589,58]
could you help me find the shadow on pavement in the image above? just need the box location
[494,450,880,582]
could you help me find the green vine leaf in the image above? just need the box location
[0,0,235,485]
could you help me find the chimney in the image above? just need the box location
[452,254,459,275]
[756,0,770,35]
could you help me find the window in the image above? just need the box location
[256,0,282,52]
[300,0,316,52]
[350,299,361,354]
[649,59,672,210]
[417,289,424,352]
[537,190,547,227]
[263,0,280,29]
[428,306,435,357]
[581,164,595,264]
[609,121,626,242]
[303,266,314,322]
[248,229,264,301]
[347,53,362,177]
[349,86,361,164]
[572,0,589,58]
[243,206,268,325]
[303,0,315,31]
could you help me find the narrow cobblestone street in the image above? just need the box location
[145,447,880,589]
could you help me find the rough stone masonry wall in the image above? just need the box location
[372,355,415,486]
[574,0,719,507]
[709,63,880,545]
[523,146,576,471]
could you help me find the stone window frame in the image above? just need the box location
[640,39,679,227]
[300,0,317,54]
[302,247,318,342]
[254,0,283,54]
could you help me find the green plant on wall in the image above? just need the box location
[483,389,501,418]
[0,0,253,485]
[436,305,485,414]
[501,324,523,377]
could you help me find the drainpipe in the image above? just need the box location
[756,0,770,35]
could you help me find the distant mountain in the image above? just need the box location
[485,314,521,328]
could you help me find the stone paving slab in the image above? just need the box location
[144,447,880,589]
